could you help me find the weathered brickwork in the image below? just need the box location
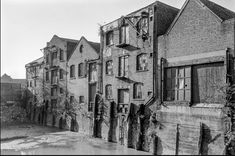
[153,0,235,155]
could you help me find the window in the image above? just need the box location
[106,60,113,75]
[46,71,49,81]
[79,96,85,104]
[70,96,74,104]
[46,54,49,64]
[136,17,149,37]
[78,63,84,77]
[89,63,97,82]
[60,88,63,94]
[51,87,57,96]
[120,25,129,44]
[70,65,75,78]
[106,31,113,46]
[59,49,64,61]
[34,79,37,87]
[133,83,143,99]
[165,67,191,101]
[52,52,57,60]
[137,53,148,71]
[105,84,113,99]
[59,69,64,80]
[30,81,32,87]
[79,45,83,53]
[164,63,225,104]
[51,69,58,84]
[118,55,129,77]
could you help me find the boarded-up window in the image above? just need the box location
[133,83,143,99]
[106,31,113,46]
[106,84,113,99]
[78,63,84,77]
[70,65,75,78]
[192,62,225,104]
[106,60,113,75]
[120,25,129,44]
[118,55,129,77]
[89,63,97,82]
[164,66,191,101]
[137,53,148,71]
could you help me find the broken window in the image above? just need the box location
[70,96,74,104]
[118,55,129,77]
[59,49,64,61]
[120,25,129,44]
[79,96,85,104]
[106,60,113,75]
[59,69,64,80]
[137,53,148,71]
[136,16,149,40]
[105,84,113,99]
[89,63,97,82]
[70,65,75,78]
[133,83,143,99]
[164,66,191,102]
[106,31,114,46]
[78,63,84,77]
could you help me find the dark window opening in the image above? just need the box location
[106,31,114,46]
[118,55,129,77]
[78,63,84,77]
[105,84,113,99]
[133,83,143,99]
[137,53,148,71]
[79,45,84,53]
[70,65,75,78]
[79,96,85,104]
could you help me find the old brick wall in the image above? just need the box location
[153,0,235,155]
[67,37,99,135]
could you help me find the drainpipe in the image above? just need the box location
[145,4,158,108]
[98,26,104,94]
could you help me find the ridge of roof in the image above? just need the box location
[25,57,44,67]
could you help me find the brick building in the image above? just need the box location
[67,36,100,134]
[153,0,235,155]
[98,1,179,148]
[25,57,44,123]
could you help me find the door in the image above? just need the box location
[118,89,130,145]
[88,83,96,112]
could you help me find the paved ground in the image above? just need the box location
[1,123,150,155]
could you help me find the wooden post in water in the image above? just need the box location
[175,124,180,155]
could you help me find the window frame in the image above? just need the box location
[106,60,113,75]
[79,96,85,104]
[118,55,129,77]
[59,69,64,80]
[105,84,113,100]
[136,53,148,72]
[119,24,129,45]
[78,63,84,78]
[133,83,143,99]
[59,49,64,61]
[106,31,114,46]
[79,45,84,53]
[70,65,75,78]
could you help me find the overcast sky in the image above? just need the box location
[1,0,235,79]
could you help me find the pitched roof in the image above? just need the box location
[25,57,44,67]
[166,0,235,35]
[102,1,179,36]
[200,0,235,21]
[88,41,100,53]
[1,74,26,84]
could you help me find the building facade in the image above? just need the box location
[98,1,179,149]
[25,57,44,123]
[67,36,100,134]
[154,0,235,155]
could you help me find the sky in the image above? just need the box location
[1,0,235,79]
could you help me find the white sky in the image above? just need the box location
[1,0,235,79]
